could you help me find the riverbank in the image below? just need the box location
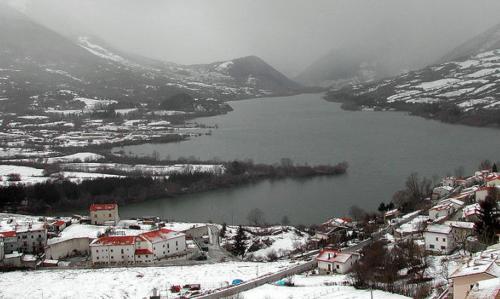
[0,157,348,215]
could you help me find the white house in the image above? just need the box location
[485,174,500,187]
[316,249,360,274]
[140,228,186,260]
[89,203,120,225]
[90,235,140,265]
[15,223,47,254]
[90,229,187,265]
[428,198,464,221]
[432,185,454,200]
[475,186,499,202]
[423,224,455,254]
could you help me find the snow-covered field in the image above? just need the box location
[0,262,293,299]
[241,274,410,299]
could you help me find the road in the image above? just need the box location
[188,212,424,299]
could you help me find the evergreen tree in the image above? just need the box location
[219,222,227,238]
[233,225,247,257]
[378,202,387,213]
[281,215,290,226]
[475,192,500,245]
[493,163,498,173]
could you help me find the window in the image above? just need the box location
[94,214,97,218]
[167,244,170,248]
[442,238,446,242]
[435,237,438,241]
[441,246,446,250]
[96,250,98,253]
[96,257,99,260]
[430,244,435,249]
[336,265,339,269]
[176,241,178,246]
[121,249,124,254]
[110,249,113,252]
[111,256,114,259]
[31,235,33,239]
[109,213,111,217]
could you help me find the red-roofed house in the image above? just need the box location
[90,229,186,265]
[316,249,360,274]
[138,228,186,262]
[89,203,119,225]
[0,231,18,253]
[90,235,141,264]
[475,186,500,202]
[486,175,500,187]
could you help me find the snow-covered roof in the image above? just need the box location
[444,221,475,230]
[384,209,399,217]
[425,224,452,235]
[90,235,141,246]
[463,203,481,217]
[139,228,180,243]
[316,249,357,264]
[451,261,500,279]
[90,203,118,212]
[466,277,500,299]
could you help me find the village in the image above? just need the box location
[0,164,499,299]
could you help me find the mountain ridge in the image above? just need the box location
[0,4,302,114]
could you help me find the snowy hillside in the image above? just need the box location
[325,48,500,126]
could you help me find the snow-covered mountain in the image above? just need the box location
[325,24,500,127]
[0,4,301,114]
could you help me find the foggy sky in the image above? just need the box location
[6,0,500,76]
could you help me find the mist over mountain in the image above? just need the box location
[325,21,500,127]
[0,3,302,114]
[439,22,500,63]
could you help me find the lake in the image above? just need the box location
[114,93,500,225]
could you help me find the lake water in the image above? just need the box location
[114,93,500,225]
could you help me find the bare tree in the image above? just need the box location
[479,159,492,171]
[349,205,366,222]
[454,166,465,178]
[247,208,266,226]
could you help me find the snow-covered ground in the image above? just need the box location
[0,164,122,186]
[0,262,293,299]
[242,274,411,299]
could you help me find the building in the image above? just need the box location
[90,229,187,265]
[15,223,47,254]
[423,224,455,254]
[0,236,4,261]
[465,277,500,299]
[475,186,500,202]
[384,209,400,224]
[486,174,500,187]
[90,235,141,265]
[428,198,463,221]
[89,204,120,225]
[316,249,360,274]
[140,228,187,260]
[46,237,91,260]
[432,185,454,200]
[0,231,18,253]
[463,203,482,222]
[451,261,500,299]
